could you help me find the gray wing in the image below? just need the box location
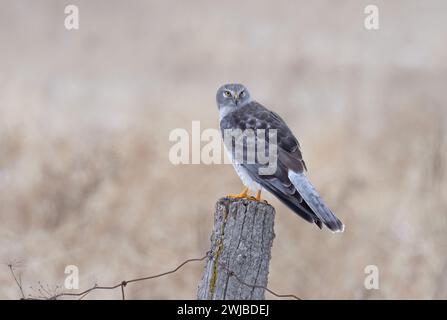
[220,101,343,232]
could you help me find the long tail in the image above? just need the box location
[288,171,344,232]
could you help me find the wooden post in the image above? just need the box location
[197,197,276,300]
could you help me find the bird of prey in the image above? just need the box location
[217,83,344,232]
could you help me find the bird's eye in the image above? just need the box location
[239,90,245,98]
[223,90,232,97]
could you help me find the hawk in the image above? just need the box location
[217,83,344,232]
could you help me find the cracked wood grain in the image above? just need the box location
[197,197,276,300]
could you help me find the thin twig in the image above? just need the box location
[8,264,25,299]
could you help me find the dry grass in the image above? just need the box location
[0,0,446,299]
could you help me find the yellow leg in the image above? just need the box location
[255,190,262,201]
[250,189,268,203]
[227,187,250,199]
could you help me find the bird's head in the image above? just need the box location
[216,84,251,111]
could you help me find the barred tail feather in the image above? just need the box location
[288,171,344,232]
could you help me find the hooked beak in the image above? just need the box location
[233,93,239,106]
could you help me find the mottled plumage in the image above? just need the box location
[216,84,344,232]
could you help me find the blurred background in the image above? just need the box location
[0,0,446,299]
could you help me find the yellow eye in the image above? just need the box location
[223,90,231,97]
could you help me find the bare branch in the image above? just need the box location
[7,263,25,299]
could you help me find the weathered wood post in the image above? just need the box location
[197,197,276,300]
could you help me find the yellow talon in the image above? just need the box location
[227,187,250,199]
[250,190,268,203]
[247,190,263,201]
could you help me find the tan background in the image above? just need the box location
[0,0,446,299]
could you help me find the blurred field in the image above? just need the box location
[0,0,446,299]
